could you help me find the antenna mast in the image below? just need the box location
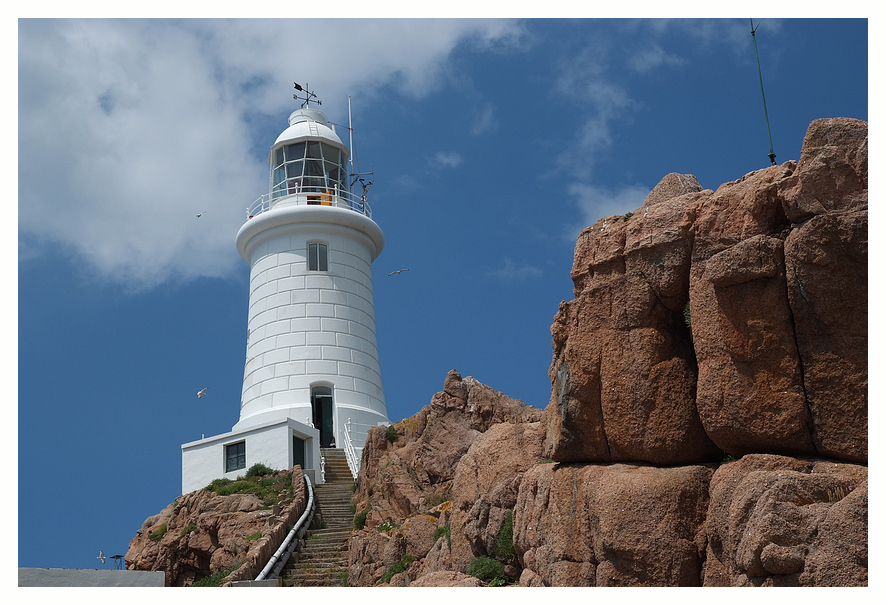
[347,95,374,208]
[750,19,777,166]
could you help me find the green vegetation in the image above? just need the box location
[189,562,242,587]
[386,425,398,442]
[496,511,514,561]
[378,520,397,532]
[434,524,451,549]
[683,301,692,328]
[179,523,198,537]
[623,211,634,220]
[244,531,262,543]
[423,491,451,510]
[338,570,349,586]
[381,554,416,584]
[148,523,168,542]
[720,453,737,465]
[354,508,369,530]
[204,468,292,507]
[537,458,555,464]
[349,503,357,515]
[245,462,274,477]
[467,556,506,584]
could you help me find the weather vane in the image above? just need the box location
[293,82,322,108]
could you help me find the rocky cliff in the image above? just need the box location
[347,118,867,587]
[125,466,311,586]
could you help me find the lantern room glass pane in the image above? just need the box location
[285,142,306,161]
[306,141,322,159]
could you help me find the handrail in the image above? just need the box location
[247,185,372,220]
[341,419,360,480]
[255,474,316,581]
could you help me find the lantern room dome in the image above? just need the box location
[271,108,347,158]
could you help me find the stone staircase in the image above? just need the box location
[283,449,355,587]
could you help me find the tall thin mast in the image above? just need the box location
[348,96,355,194]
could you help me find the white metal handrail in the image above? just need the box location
[255,474,315,581]
[341,418,380,479]
[340,420,360,480]
[247,185,372,220]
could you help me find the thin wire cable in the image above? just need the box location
[751,19,777,166]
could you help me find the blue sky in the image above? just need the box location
[16,16,869,574]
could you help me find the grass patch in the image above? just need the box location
[496,510,514,561]
[381,554,415,584]
[720,453,737,465]
[354,508,369,530]
[148,523,167,542]
[204,470,292,507]
[467,556,506,584]
[434,525,451,549]
[243,531,262,543]
[189,562,242,587]
[378,521,397,532]
[537,458,555,464]
[245,463,274,477]
[179,523,198,537]
[386,425,398,442]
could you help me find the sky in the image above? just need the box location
[14,13,871,579]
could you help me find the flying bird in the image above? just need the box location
[195,210,207,218]
[98,550,105,564]
[388,269,410,276]
[197,388,208,398]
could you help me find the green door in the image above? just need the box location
[292,435,306,470]
[311,387,334,448]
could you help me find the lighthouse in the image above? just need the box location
[181,92,389,493]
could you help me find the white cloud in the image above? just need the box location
[428,151,464,169]
[17,18,524,289]
[470,102,498,135]
[491,257,543,281]
[628,44,684,74]
[565,182,650,241]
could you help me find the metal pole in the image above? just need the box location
[751,19,777,166]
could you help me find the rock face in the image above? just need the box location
[548,117,867,464]
[347,370,543,586]
[125,466,309,586]
[514,462,713,586]
[702,454,867,586]
[342,118,866,588]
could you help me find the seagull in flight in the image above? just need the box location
[197,388,208,398]
[388,269,410,276]
[98,550,106,564]
[195,210,207,218]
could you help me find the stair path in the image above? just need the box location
[283,449,355,587]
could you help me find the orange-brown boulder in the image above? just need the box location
[701,454,867,586]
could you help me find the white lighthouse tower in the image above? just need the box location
[181,91,389,493]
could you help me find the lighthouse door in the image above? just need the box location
[311,386,335,448]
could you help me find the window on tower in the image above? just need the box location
[225,441,246,472]
[308,242,328,272]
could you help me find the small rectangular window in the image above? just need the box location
[308,243,328,272]
[225,441,246,472]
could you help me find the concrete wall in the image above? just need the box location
[181,418,320,493]
[19,568,165,587]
